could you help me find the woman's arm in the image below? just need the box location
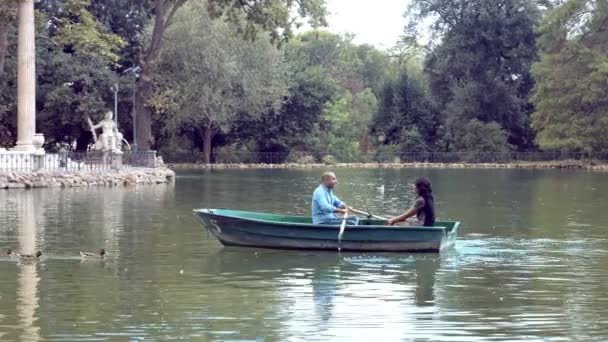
[387,207,417,225]
[387,198,425,225]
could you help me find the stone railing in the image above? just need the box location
[0,150,158,172]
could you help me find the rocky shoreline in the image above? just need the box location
[168,160,608,171]
[0,168,175,189]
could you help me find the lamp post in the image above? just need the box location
[123,66,141,151]
[132,77,136,151]
[111,83,119,127]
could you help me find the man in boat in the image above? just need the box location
[387,177,436,227]
[312,171,359,225]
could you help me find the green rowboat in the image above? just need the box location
[194,209,460,253]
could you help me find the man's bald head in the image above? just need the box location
[321,171,337,189]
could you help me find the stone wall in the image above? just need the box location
[0,168,175,189]
[168,160,608,171]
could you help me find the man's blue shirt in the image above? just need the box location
[311,184,344,224]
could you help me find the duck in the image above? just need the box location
[80,249,105,259]
[15,251,42,261]
[6,249,15,257]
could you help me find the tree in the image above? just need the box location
[237,64,338,156]
[0,1,127,148]
[371,71,440,152]
[36,0,126,149]
[88,0,152,70]
[322,88,378,161]
[36,43,120,149]
[231,31,389,160]
[38,0,126,61]
[458,119,512,161]
[531,0,608,152]
[150,2,288,163]
[134,0,327,150]
[0,0,17,77]
[0,1,16,145]
[406,0,540,151]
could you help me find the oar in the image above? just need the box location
[350,208,388,221]
[337,211,348,251]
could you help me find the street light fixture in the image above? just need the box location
[111,83,119,127]
[123,66,141,151]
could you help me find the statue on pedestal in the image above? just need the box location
[87,111,123,154]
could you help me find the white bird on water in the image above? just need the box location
[377,185,385,193]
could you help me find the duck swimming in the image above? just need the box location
[80,249,105,259]
[15,251,42,260]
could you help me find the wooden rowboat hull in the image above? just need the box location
[193,209,460,253]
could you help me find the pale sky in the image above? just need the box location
[323,0,411,50]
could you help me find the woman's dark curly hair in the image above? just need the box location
[414,177,432,197]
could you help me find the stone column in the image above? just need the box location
[11,0,36,152]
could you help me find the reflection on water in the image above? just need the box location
[17,264,39,342]
[13,190,42,342]
[1,168,608,340]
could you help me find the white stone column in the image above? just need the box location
[12,0,36,152]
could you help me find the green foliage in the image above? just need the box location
[151,2,288,150]
[325,89,377,138]
[0,0,17,26]
[234,31,388,160]
[40,0,126,62]
[289,155,317,164]
[321,155,337,165]
[460,119,512,151]
[531,0,608,152]
[207,0,327,44]
[371,70,440,153]
[374,144,401,163]
[87,0,152,70]
[213,143,257,164]
[3,0,603,161]
[408,0,540,151]
[129,0,328,150]
[0,0,16,145]
[240,64,337,153]
[0,77,16,146]
[0,7,120,148]
[398,127,428,153]
[315,89,378,162]
[450,119,513,162]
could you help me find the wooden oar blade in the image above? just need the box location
[337,212,348,241]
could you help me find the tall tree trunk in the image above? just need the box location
[203,126,215,164]
[0,20,8,77]
[134,0,187,150]
[134,71,153,150]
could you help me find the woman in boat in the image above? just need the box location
[387,177,435,227]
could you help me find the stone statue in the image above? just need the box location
[87,111,123,153]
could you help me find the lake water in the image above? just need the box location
[1,168,608,341]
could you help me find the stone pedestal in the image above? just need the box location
[111,152,123,170]
[11,0,37,152]
[32,151,45,171]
